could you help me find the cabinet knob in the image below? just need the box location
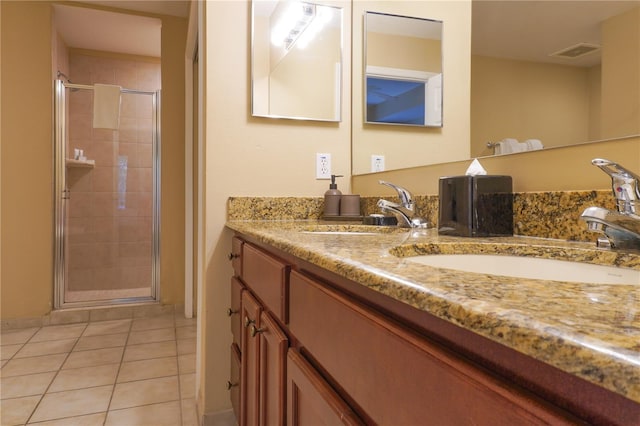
[226,381,238,390]
[228,252,239,261]
[244,316,255,327]
[250,324,265,337]
[227,308,238,317]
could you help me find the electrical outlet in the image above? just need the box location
[371,155,385,172]
[316,153,331,179]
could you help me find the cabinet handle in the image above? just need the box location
[226,381,238,390]
[228,252,239,261]
[244,316,255,327]
[227,308,238,317]
[250,324,265,337]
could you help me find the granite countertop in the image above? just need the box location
[226,220,640,405]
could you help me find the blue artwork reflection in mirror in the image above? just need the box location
[366,77,425,125]
[365,11,443,127]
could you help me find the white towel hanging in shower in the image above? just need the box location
[93,84,122,129]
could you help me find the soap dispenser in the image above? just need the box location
[323,174,343,217]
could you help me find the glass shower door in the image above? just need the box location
[54,80,160,308]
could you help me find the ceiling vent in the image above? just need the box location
[550,43,600,59]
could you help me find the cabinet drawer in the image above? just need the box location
[289,271,572,425]
[287,349,363,426]
[230,277,244,347]
[231,236,243,276]
[243,243,290,323]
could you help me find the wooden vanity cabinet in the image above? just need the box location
[287,349,364,426]
[230,236,583,426]
[288,270,573,426]
[232,241,290,426]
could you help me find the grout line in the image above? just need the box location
[23,322,89,425]
[103,317,134,426]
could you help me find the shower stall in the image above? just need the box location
[53,79,161,308]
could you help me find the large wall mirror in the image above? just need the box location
[352,1,640,175]
[252,0,343,122]
[364,11,443,127]
[470,0,640,158]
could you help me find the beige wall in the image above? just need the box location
[470,55,594,157]
[1,1,53,318]
[200,0,352,416]
[353,135,640,196]
[367,32,442,72]
[352,1,472,175]
[601,6,640,139]
[0,2,187,319]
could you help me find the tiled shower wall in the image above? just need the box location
[66,53,160,293]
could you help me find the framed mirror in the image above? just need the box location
[364,11,443,127]
[251,0,343,122]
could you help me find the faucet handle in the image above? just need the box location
[592,158,640,214]
[379,180,413,208]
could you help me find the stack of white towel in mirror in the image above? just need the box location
[494,138,543,155]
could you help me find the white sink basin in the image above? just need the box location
[404,254,640,285]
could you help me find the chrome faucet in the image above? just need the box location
[580,158,640,250]
[377,181,429,228]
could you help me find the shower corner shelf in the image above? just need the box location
[65,158,95,168]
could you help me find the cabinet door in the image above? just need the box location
[241,291,261,426]
[230,277,244,347]
[256,312,288,426]
[287,349,363,426]
[229,343,242,424]
[289,270,573,425]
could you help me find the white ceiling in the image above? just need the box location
[472,0,640,67]
[54,1,190,58]
[54,1,639,66]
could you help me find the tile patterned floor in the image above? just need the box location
[0,313,198,426]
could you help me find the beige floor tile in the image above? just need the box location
[123,340,176,362]
[177,337,196,355]
[117,356,177,383]
[49,363,119,392]
[178,353,196,374]
[131,315,174,331]
[1,359,7,368]
[82,319,131,337]
[1,344,23,360]
[110,375,179,410]
[62,347,123,369]
[1,353,67,378]
[0,395,41,425]
[1,327,39,345]
[179,373,195,399]
[176,326,197,340]
[0,371,56,399]
[74,332,127,351]
[14,338,77,359]
[29,385,111,423]
[30,324,86,343]
[181,398,199,426]
[127,327,175,345]
[105,400,182,426]
[26,412,106,426]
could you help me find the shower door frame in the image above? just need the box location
[53,79,161,309]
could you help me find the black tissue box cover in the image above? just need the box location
[438,175,513,237]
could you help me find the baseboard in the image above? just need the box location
[202,409,237,426]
